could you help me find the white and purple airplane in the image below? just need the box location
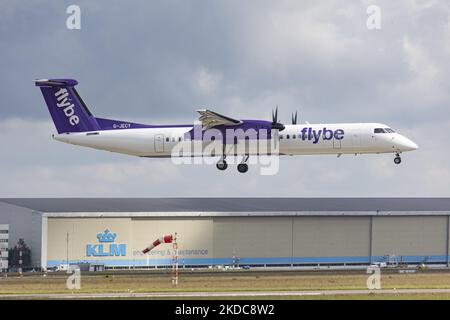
[35,78,418,173]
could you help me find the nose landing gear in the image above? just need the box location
[394,153,402,165]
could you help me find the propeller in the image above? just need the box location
[291,111,298,125]
[271,106,285,131]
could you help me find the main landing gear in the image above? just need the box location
[237,155,249,173]
[216,157,228,171]
[394,153,402,165]
[237,163,248,173]
[216,155,249,173]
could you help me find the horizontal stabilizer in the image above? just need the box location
[35,78,79,87]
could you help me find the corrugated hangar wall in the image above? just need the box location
[44,215,450,267]
[372,216,447,257]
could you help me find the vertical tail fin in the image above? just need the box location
[35,78,100,133]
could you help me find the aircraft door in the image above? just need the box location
[351,129,362,150]
[333,137,342,149]
[154,134,164,152]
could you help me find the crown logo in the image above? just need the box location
[97,228,117,243]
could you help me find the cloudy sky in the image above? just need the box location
[0,0,449,197]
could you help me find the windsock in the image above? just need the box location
[142,234,173,253]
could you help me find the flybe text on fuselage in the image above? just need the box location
[54,88,80,126]
[298,127,345,144]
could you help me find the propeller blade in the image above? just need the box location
[275,106,278,123]
[272,106,279,124]
[270,105,285,131]
[292,111,298,125]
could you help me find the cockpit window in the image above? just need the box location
[374,128,396,134]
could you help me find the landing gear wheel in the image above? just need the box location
[394,156,402,165]
[216,160,228,171]
[237,163,249,173]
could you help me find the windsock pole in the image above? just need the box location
[142,233,178,285]
[172,233,178,286]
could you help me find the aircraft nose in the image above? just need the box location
[396,135,418,151]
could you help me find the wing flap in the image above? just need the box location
[197,109,242,129]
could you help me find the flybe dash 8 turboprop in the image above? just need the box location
[35,78,418,173]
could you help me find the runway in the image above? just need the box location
[2,288,450,299]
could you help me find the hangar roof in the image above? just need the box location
[1,198,450,214]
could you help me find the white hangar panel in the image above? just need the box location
[213,217,293,258]
[372,216,447,256]
[293,217,371,257]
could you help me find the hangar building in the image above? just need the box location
[1,198,450,270]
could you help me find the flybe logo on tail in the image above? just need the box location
[54,88,80,126]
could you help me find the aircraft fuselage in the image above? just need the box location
[53,122,418,158]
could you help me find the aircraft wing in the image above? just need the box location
[197,109,242,130]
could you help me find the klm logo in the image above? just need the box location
[86,228,127,257]
[54,88,80,126]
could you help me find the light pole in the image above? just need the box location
[66,232,69,267]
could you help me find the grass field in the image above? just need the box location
[2,270,450,299]
[151,293,450,300]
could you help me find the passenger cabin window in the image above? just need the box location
[166,137,170,142]
[286,135,290,139]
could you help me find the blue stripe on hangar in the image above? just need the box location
[47,255,448,266]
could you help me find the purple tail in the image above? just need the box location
[35,78,100,133]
